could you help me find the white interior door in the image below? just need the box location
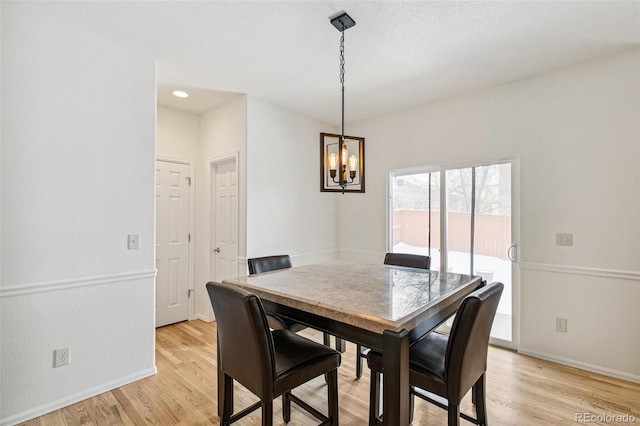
[212,158,239,283]
[155,160,191,327]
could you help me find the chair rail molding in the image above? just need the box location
[0,269,157,298]
[519,261,639,281]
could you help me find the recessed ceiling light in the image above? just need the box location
[172,90,189,98]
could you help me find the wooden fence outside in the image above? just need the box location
[392,210,511,260]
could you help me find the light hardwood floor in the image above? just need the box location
[20,320,639,425]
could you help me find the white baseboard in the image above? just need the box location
[518,347,640,384]
[192,312,213,322]
[335,247,385,263]
[290,248,339,265]
[0,367,157,426]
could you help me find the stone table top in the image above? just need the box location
[222,260,480,334]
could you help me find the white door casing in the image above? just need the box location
[211,157,239,284]
[155,159,192,327]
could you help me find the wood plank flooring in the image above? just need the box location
[20,320,639,425]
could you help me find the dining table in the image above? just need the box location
[221,260,483,425]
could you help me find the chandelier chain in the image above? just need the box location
[339,31,345,88]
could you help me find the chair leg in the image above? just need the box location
[369,370,381,425]
[409,386,415,423]
[448,403,461,426]
[322,335,335,384]
[217,337,226,417]
[326,369,339,426]
[261,400,273,426]
[221,373,234,425]
[356,344,363,379]
[323,333,346,353]
[283,392,291,423]
[473,374,488,426]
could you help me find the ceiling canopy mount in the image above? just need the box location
[330,12,356,32]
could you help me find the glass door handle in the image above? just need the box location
[508,244,517,262]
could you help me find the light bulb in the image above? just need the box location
[341,145,349,166]
[348,154,357,172]
[329,152,338,171]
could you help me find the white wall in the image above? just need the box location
[0,4,157,424]
[343,49,640,381]
[195,95,248,320]
[157,105,200,161]
[246,97,339,266]
[0,2,4,413]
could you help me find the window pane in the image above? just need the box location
[445,168,473,275]
[391,172,440,267]
[474,163,512,341]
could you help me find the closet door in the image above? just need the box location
[156,159,191,327]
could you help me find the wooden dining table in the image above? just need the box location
[221,260,483,425]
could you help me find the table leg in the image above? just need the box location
[382,329,410,425]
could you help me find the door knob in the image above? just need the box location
[213,247,220,253]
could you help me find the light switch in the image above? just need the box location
[128,234,139,250]
[555,233,572,246]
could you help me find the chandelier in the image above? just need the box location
[320,12,365,193]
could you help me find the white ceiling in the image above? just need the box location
[35,1,639,125]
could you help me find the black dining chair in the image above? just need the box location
[207,281,340,426]
[353,252,432,379]
[383,252,431,269]
[247,255,304,331]
[367,282,503,426]
[248,254,293,275]
[248,255,343,351]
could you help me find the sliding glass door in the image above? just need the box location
[389,171,441,268]
[389,160,516,345]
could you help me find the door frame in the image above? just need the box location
[209,153,241,281]
[155,156,196,322]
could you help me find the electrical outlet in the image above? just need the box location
[555,317,567,333]
[54,347,70,367]
[556,233,573,246]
